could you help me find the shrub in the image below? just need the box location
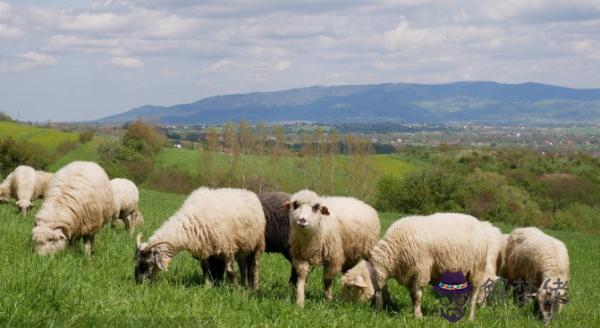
[78,129,95,144]
[123,120,168,155]
[0,137,50,176]
[0,112,14,122]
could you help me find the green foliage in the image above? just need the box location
[78,129,95,144]
[0,137,51,176]
[376,148,600,234]
[0,111,13,122]
[96,121,167,183]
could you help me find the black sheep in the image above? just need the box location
[202,192,297,285]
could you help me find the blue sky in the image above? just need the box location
[1,0,599,122]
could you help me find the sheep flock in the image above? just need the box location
[0,160,571,324]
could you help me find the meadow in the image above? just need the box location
[0,189,598,327]
[0,122,77,152]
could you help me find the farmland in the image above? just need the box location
[0,121,77,152]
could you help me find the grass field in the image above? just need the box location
[0,189,598,327]
[49,138,103,171]
[0,122,77,151]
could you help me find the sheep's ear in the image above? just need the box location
[354,275,368,288]
[136,233,143,248]
[320,206,330,216]
[154,251,168,271]
[283,201,291,210]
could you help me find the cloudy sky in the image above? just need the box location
[1,0,599,121]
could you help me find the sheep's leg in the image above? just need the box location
[410,283,423,319]
[323,264,340,301]
[237,256,249,287]
[200,260,212,285]
[468,282,481,321]
[294,259,310,308]
[225,257,238,287]
[122,215,133,236]
[289,264,298,286]
[249,251,260,291]
[83,235,95,257]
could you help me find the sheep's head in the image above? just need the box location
[16,199,32,215]
[134,234,172,283]
[31,226,67,255]
[131,211,144,227]
[341,260,375,303]
[285,190,330,231]
[536,278,568,325]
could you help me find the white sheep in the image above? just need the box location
[285,189,380,308]
[505,227,569,324]
[134,187,266,291]
[341,213,488,321]
[31,161,115,256]
[109,178,144,235]
[478,221,508,304]
[0,165,53,215]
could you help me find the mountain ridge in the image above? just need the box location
[95,81,600,124]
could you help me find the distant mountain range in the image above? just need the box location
[95,81,600,125]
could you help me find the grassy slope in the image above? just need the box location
[0,121,77,151]
[49,138,103,171]
[0,189,598,327]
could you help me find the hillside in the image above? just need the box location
[0,121,77,151]
[95,81,600,125]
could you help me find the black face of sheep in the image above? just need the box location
[134,234,169,283]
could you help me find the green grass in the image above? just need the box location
[0,189,598,327]
[0,121,77,151]
[50,138,103,172]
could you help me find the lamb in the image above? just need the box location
[0,166,53,215]
[478,221,508,304]
[341,213,488,321]
[204,192,298,285]
[109,178,144,236]
[134,187,266,291]
[31,161,114,256]
[286,189,380,308]
[505,227,569,324]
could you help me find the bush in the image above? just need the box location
[374,165,542,226]
[123,120,168,155]
[78,129,95,144]
[0,137,51,176]
[551,204,600,235]
[56,140,79,156]
[0,112,14,122]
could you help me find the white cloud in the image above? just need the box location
[0,51,56,72]
[108,56,144,68]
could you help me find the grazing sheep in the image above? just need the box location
[505,227,569,324]
[341,213,488,321]
[31,161,114,256]
[286,189,380,308]
[134,187,266,291]
[110,178,144,235]
[205,192,298,286]
[478,221,508,304]
[0,166,53,215]
[0,172,13,202]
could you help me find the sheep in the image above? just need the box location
[286,189,380,308]
[31,161,114,256]
[478,221,508,304]
[0,172,13,202]
[109,178,144,236]
[505,227,569,324]
[341,213,488,321]
[204,192,298,286]
[134,187,266,291]
[0,166,53,215]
